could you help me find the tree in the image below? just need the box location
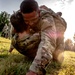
[73,33,75,42]
[72,43,75,51]
[64,39,73,50]
[0,11,10,31]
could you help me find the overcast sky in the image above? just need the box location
[0,0,75,41]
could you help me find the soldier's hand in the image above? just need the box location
[8,48,14,53]
[26,70,37,75]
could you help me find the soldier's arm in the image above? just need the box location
[8,37,15,53]
[29,16,56,74]
[9,44,14,53]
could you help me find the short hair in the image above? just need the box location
[10,10,28,33]
[20,0,39,13]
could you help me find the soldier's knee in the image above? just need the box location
[53,50,64,63]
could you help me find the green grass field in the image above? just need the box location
[0,37,75,75]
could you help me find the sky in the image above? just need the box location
[0,0,75,41]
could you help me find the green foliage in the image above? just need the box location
[0,11,10,31]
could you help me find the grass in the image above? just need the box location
[0,37,32,75]
[0,37,75,75]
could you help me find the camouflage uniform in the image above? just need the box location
[10,8,66,75]
[29,8,66,75]
[10,9,56,74]
[10,32,40,58]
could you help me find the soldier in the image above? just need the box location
[20,0,66,75]
[1,23,12,39]
[1,24,9,38]
[9,11,40,58]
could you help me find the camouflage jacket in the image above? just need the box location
[29,8,66,74]
[29,9,57,74]
[10,8,66,74]
[10,32,40,58]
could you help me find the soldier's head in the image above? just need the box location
[20,0,40,28]
[10,11,28,33]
